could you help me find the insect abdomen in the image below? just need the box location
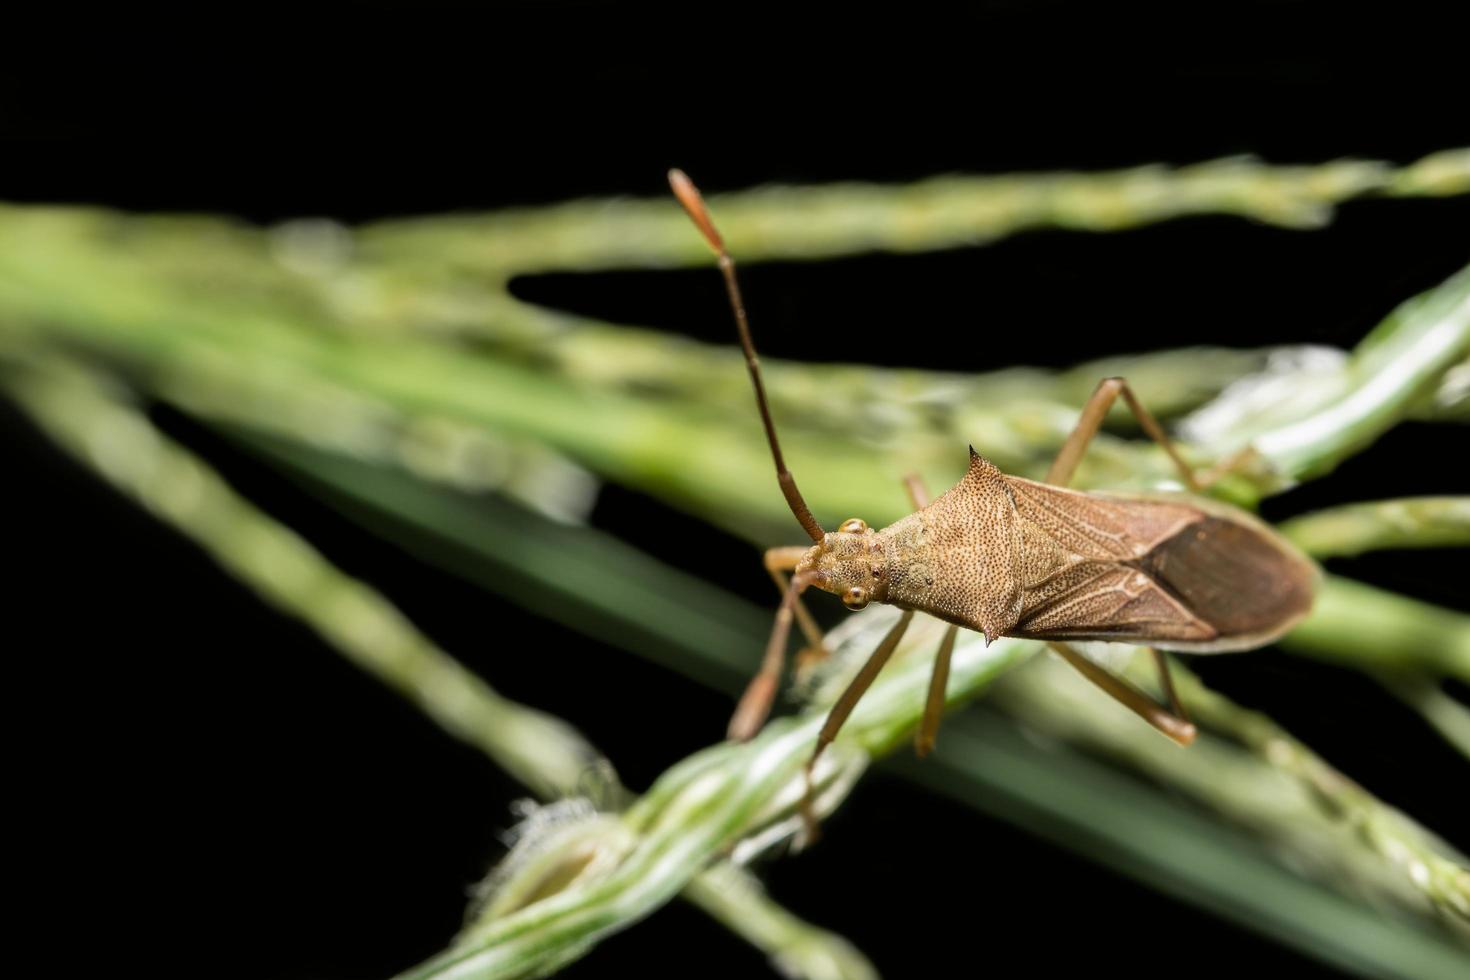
[1137,515,1316,651]
[1003,482,1319,653]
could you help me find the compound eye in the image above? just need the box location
[840,518,868,534]
[843,586,869,610]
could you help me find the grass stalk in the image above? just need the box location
[0,356,878,980]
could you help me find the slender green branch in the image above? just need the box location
[403,608,1470,979]
[4,187,1465,535]
[987,655,1470,961]
[1280,496,1470,557]
[357,150,1470,275]
[239,429,1470,689]
[17,354,1464,980]
[1377,674,1470,759]
[232,434,1470,972]
[0,226,1292,536]
[401,630,1039,979]
[1182,266,1470,482]
[14,251,1460,543]
[1281,576,1470,684]
[3,357,594,799]
[0,357,877,980]
[903,713,1470,980]
[1101,651,1470,926]
[681,864,878,980]
[6,155,1469,977]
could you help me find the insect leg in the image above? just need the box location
[813,611,916,765]
[729,570,816,741]
[765,546,828,660]
[1192,446,1260,489]
[915,624,959,758]
[1152,648,1192,726]
[903,472,932,508]
[798,610,915,840]
[1045,377,1201,490]
[1047,641,1197,746]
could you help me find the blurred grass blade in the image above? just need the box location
[229,432,1470,972]
[1182,265,1470,481]
[227,429,1470,688]
[1378,675,1470,760]
[1280,496,1470,557]
[399,635,1041,979]
[1282,576,1470,684]
[3,198,1463,537]
[0,358,877,980]
[907,713,1470,980]
[5,153,1469,978]
[1,359,594,798]
[358,150,1470,274]
[230,428,767,690]
[683,864,879,980]
[1010,651,1470,929]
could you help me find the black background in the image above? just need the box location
[6,3,1469,978]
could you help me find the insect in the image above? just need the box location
[667,169,1318,814]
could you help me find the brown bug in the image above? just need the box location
[667,169,1318,795]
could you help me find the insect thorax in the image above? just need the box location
[876,450,1028,641]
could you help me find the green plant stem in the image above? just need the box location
[1103,651,1470,926]
[22,357,1470,975]
[1281,576,1470,684]
[0,357,877,980]
[681,864,878,980]
[6,154,1469,977]
[231,430,1470,691]
[0,242,1289,537]
[400,633,1040,979]
[3,190,1465,534]
[358,150,1470,275]
[236,433,1470,972]
[3,358,595,799]
[3,189,1450,502]
[1280,496,1470,557]
[1182,267,1470,482]
[904,713,1470,980]
[11,249,1462,541]
[1377,674,1470,759]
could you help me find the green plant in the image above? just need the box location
[3,151,1467,978]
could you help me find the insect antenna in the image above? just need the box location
[668,169,824,544]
